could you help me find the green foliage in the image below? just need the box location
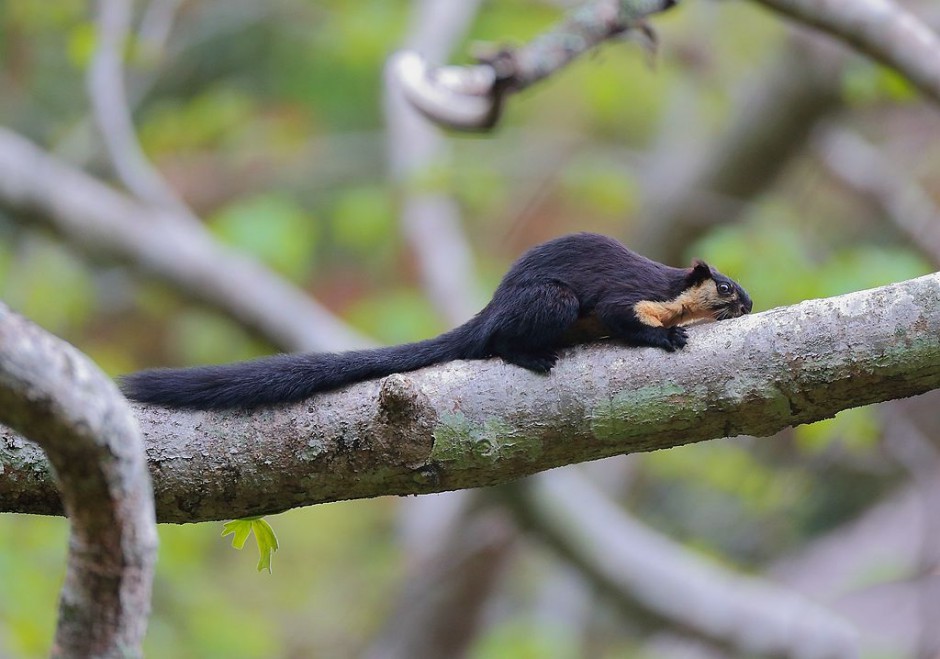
[4,0,84,30]
[646,441,805,516]
[472,620,581,659]
[167,310,263,365]
[345,289,443,345]
[0,516,67,657]
[842,62,917,105]
[794,407,881,455]
[222,518,280,574]
[210,194,319,280]
[561,155,639,217]
[692,214,932,311]
[331,185,395,250]
[65,21,96,69]
[2,237,94,334]
[140,86,258,153]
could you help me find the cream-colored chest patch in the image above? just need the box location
[633,281,720,328]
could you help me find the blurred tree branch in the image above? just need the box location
[817,127,940,266]
[2,272,939,523]
[89,0,194,215]
[396,0,940,132]
[0,127,371,352]
[0,304,157,658]
[506,469,858,657]
[392,0,677,131]
[385,0,487,324]
[636,29,846,263]
[753,0,940,105]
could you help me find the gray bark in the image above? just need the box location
[508,470,859,658]
[753,0,940,105]
[0,304,157,657]
[2,272,939,523]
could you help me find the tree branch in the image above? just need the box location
[817,127,940,266]
[752,0,940,105]
[88,0,194,215]
[636,30,846,263]
[0,304,157,657]
[2,273,939,523]
[506,470,858,656]
[385,0,486,324]
[391,0,677,131]
[0,127,371,352]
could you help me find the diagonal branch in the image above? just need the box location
[752,0,940,105]
[2,272,939,523]
[506,470,858,656]
[817,127,940,266]
[0,127,371,352]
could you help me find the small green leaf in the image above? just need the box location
[250,518,279,574]
[221,517,279,573]
[221,519,253,550]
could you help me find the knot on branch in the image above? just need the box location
[375,374,438,472]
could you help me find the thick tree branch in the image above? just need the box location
[0,304,157,657]
[753,0,940,105]
[2,273,939,523]
[0,127,371,352]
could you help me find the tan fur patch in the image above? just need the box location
[633,280,727,328]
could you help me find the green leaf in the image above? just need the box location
[209,194,318,280]
[250,518,279,574]
[221,518,279,573]
[221,519,253,550]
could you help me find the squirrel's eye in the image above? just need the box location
[717,283,732,295]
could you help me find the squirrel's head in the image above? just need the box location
[685,260,753,321]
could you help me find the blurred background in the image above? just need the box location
[1,0,940,657]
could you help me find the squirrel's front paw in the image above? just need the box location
[661,326,687,352]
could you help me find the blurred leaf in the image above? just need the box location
[580,50,668,138]
[0,516,67,657]
[65,22,96,69]
[6,0,84,29]
[3,238,94,333]
[795,407,881,454]
[345,289,442,344]
[691,214,930,312]
[561,157,638,216]
[167,310,262,366]
[209,194,318,279]
[472,620,580,659]
[222,518,280,574]
[331,185,395,249]
[842,62,918,105]
[816,246,930,298]
[140,86,257,153]
[647,441,801,514]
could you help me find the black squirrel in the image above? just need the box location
[122,233,752,409]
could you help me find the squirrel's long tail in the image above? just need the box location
[121,321,484,410]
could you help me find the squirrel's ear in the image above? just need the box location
[686,259,712,285]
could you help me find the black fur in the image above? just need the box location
[121,233,751,409]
